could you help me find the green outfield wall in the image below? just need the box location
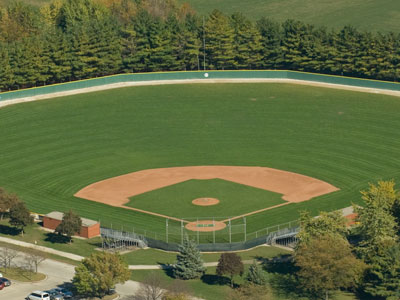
[1,70,400,102]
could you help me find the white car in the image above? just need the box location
[26,291,51,300]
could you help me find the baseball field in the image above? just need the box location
[0,82,400,242]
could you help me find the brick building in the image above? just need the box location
[43,211,100,238]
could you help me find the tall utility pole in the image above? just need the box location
[203,16,206,71]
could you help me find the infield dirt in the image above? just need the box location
[75,165,339,224]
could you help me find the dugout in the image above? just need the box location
[43,211,100,238]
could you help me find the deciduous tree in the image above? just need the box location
[55,210,82,243]
[297,210,347,245]
[73,251,130,298]
[295,234,365,300]
[9,201,33,235]
[216,253,244,287]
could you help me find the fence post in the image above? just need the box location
[213,218,215,244]
[166,219,168,243]
[181,220,184,244]
[229,219,231,244]
[243,217,246,242]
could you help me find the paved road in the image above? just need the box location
[0,248,140,299]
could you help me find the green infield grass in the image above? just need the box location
[126,179,285,219]
[1,83,400,241]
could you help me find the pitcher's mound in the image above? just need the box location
[185,220,226,232]
[192,197,219,206]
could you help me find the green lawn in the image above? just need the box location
[1,83,400,240]
[122,245,290,265]
[130,267,357,300]
[182,0,400,32]
[0,219,100,258]
[126,179,285,219]
[0,267,46,282]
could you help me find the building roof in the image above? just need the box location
[45,211,98,227]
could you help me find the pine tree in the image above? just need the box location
[355,181,400,298]
[230,12,262,69]
[205,10,235,70]
[0,43,14,91]
[355,180,398,261]
[246,261,267,285]
[363,243,400,299]
[173,235,205,280]
[256,17,282,69]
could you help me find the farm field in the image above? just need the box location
[182,0,400,32]
[1,0,399,33]
[0,83,400,240]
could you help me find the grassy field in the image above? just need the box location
[126,179,285,219]
[183,0,400,32]
[2,0,398,32]
[1,83,400,239]
[130,267,357,300]
[122,245,289,265]
[0,219,100,258]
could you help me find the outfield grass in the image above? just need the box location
[126,179,285,219]
[182,0,400,32]
[1,83,400,239]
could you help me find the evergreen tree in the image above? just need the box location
[355,180,398,261]
[148,17,179,71]
[362,243,400,299]
[173,235,205,280]
[355,181,400,298]
[230,12,262,69]
[246,261,267,285]
[333,26,361,77]
[0,43,14,91]
[205,10,235,70]
[128,9,152,72]
[45,28,73,83]
[256,17,281,69]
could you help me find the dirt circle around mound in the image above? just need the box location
[192,197,220,206]
[185,220,227,232]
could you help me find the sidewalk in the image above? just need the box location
[0,236,84,261]
[0,236,264,270]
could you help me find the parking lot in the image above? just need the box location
[0,248,140,299]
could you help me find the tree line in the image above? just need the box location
[1,0,400,92]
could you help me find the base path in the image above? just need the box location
[75,165,339,209]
